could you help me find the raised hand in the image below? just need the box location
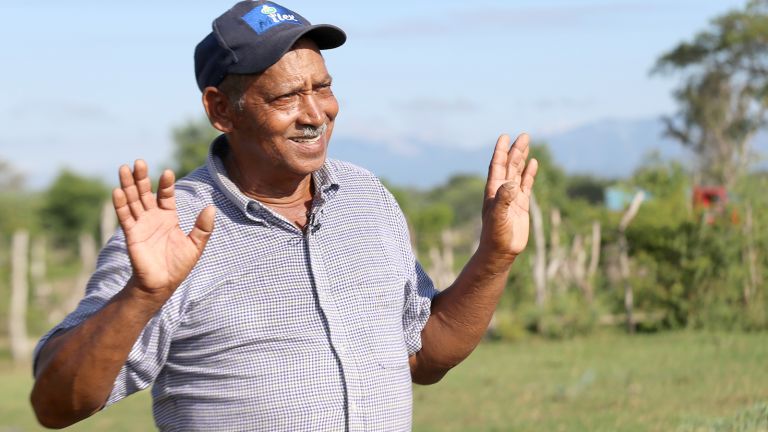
[112,160,215,304]
[480,133,539,262]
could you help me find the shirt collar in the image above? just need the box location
[205,134,340,224]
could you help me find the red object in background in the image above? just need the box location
[692,186,738,225]
[693,186,728,209]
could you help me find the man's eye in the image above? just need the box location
[276,93,298,101]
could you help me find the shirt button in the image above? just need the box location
[350,402,358,413]
[338,344,347,355]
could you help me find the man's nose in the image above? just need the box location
[298,94,324,127]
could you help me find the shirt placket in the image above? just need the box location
[305,218,367,432]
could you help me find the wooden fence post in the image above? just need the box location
[546,208,565,291]
[9,230,30,364]
[100,200,117,246]
[530,193,547,309]
[584,221,602,305]
[618,192,645,334]
[428,229,456,291]
[60,233,98,316]
[31,236,51,308]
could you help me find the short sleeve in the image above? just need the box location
[402,260,439,356]
[377,184,440,356]
[32,230,182,407]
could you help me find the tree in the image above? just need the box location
[425,175,485,227]
[566,174,610,205]
[40,170,109,246]
[653,0,768,189]
[412,203,455,256]
[172,118,220,178]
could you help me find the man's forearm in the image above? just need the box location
[30,279,163,428]
[411,249,513,384]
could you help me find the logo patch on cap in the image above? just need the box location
[242,2,301,34]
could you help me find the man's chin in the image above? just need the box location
[283,135,329,175]
[288,152,327,177]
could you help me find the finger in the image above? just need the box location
[520,143,530,171]
[112,188,136,231]
[157,169,176,211]
[486,134,511,199]
[119,164,144,219]
[506,147,524,180]
[188,206,216,253]
[506,133,530,179]
[515,132,531,175]
[513,132,530,154]
[521,158,539,197]
[133,159,156,210]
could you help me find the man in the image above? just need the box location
[30,1,538,431]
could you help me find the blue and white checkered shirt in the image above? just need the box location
[34,136,438,431]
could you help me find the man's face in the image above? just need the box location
[230,39,339,179]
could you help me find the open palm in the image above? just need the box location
[112,160,215,302]
[481,133,539,260]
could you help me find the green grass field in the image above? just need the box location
[2,331,767,431]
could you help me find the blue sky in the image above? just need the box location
[0,0,747,188]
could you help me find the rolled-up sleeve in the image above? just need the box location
[105,307,177,406]
[402,260,438,356]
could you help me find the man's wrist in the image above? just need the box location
[472,245,517,275]
[118,277,170,318]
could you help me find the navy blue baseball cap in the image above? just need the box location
[194,1,346,92]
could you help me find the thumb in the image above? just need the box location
[493,181,518,214]
[188,206,216,253]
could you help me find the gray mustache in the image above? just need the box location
[300,123,327,139]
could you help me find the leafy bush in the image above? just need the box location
[488,309,527,343]
[522,292,598,340]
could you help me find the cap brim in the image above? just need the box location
[301,24,347,50]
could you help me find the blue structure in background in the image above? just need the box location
[605,187,651,212]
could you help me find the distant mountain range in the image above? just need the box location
[328,117,768,188]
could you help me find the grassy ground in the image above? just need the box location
[412,331,768,432]
[1,331,766,431]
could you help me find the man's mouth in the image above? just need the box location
[290,123,328,145]
[290,134,323,144]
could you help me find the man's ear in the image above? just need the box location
[202,87,237,133]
